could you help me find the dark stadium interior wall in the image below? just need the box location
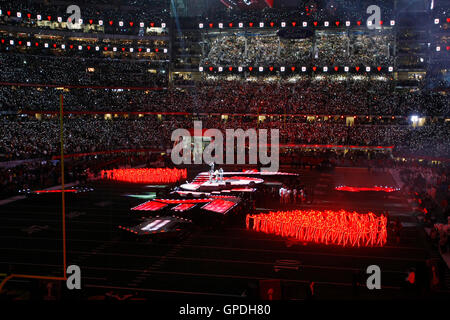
[275,0,304,8]
[171,0,304,16]
[171,0,221,17]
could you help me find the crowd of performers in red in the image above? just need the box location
[246,209,387,247]
[101,168,187,184]
[335,186,399,193]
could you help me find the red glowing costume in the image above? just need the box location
[101,168,187,184]
[246,209,387,247]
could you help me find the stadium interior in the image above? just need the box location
[0,0,449,304]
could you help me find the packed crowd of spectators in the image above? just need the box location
[0,37,169,60]
[0,116,186,160]
[202,33,312,66]
[0,0,447,203]
[0,79,448,116]
[398,165,450,256]
[0,115,448,162]
[201,30,394,67]
[0,53,168,87]
[0,0,169,34]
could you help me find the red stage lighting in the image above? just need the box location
[335,186,399,193]
[202,199,236,214]
[101,168,187,184]
[158,199,212,204]
[34,189,77,194]
[131,200,167,211]
[246,209,387,247]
